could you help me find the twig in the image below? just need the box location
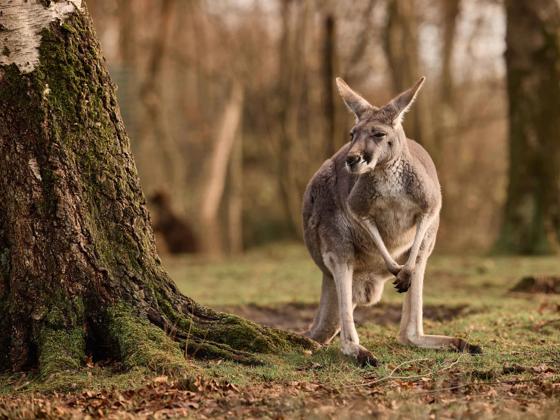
[346,358,429,388]
[351,355,465,388]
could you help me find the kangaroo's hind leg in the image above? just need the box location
[305,273,340,345]
[322,252,378,367]
[398,228,482,354]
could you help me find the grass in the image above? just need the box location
[165,244,321,306]
[168,242,560,307]
[1,242,560,418]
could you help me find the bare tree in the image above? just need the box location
[136,0,186,197]
[434,0,461,189]
[200,83,245,256]
[321,9,338,157]
[228,129,244,254]
[276,0,310,236]
[497,0,560,253]
[383,0,433,151]
[439,0,460,112]
[117,0,136,65]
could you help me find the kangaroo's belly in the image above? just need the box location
[353,197,419,273]
[375,206,415,236]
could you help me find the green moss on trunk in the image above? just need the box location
[39,328,85,378]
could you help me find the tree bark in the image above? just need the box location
[0,1,313,374]
[497,0,560,254]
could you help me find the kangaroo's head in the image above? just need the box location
[336,76,425,174]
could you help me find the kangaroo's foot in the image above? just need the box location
[393,268,412,293]
[398,334,483,355]
[341,342,379,367]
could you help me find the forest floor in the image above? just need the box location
[1,243,560,419]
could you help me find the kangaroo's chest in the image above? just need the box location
[370,181,417,228]
[366,168,420,243]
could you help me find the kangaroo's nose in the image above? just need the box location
[346,154,361,167]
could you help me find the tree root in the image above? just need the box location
[6,298,318,377]
[107,305,191,376]
[153,295,319,357]
[182,339,264,365]
[106,301,319,373]
[38,328,86,378]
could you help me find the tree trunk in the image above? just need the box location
[228,130,244,254]
[200,83,244,256]
[435,0,460,156]
[497,0,560,254]
[434,0,460,224]
[439,0,460,111]
[383,0,433,151]
[276,0,308,238]
[136,0,187,198]
[117,0,136,66]
[321,12,337,158]
[0,1,313,375]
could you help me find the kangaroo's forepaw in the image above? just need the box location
[387,262,403,276]
[393,268,412,293]
[452,338,483,355]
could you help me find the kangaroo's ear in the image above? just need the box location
[385,76,426,127]
[336,77,375,120]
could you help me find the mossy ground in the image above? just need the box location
[1,243,560,418]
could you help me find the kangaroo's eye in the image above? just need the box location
[373,132,386,138]
[349,130,355,139]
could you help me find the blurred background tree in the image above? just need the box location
[85,0,558,256]
[497,0,560,254]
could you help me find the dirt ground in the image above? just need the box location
[218,301,474,333]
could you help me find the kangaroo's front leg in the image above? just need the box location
[393,212,436,293]
[360,218,403,275]
[322,253,378,367]
[348,211,402,275]
[347,179,402,276]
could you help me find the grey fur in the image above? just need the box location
[302,77,481,365]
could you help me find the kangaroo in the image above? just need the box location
[302,77,481,366]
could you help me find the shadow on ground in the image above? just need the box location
[217,302,477,332]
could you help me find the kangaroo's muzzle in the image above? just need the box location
[346,154,361,167]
